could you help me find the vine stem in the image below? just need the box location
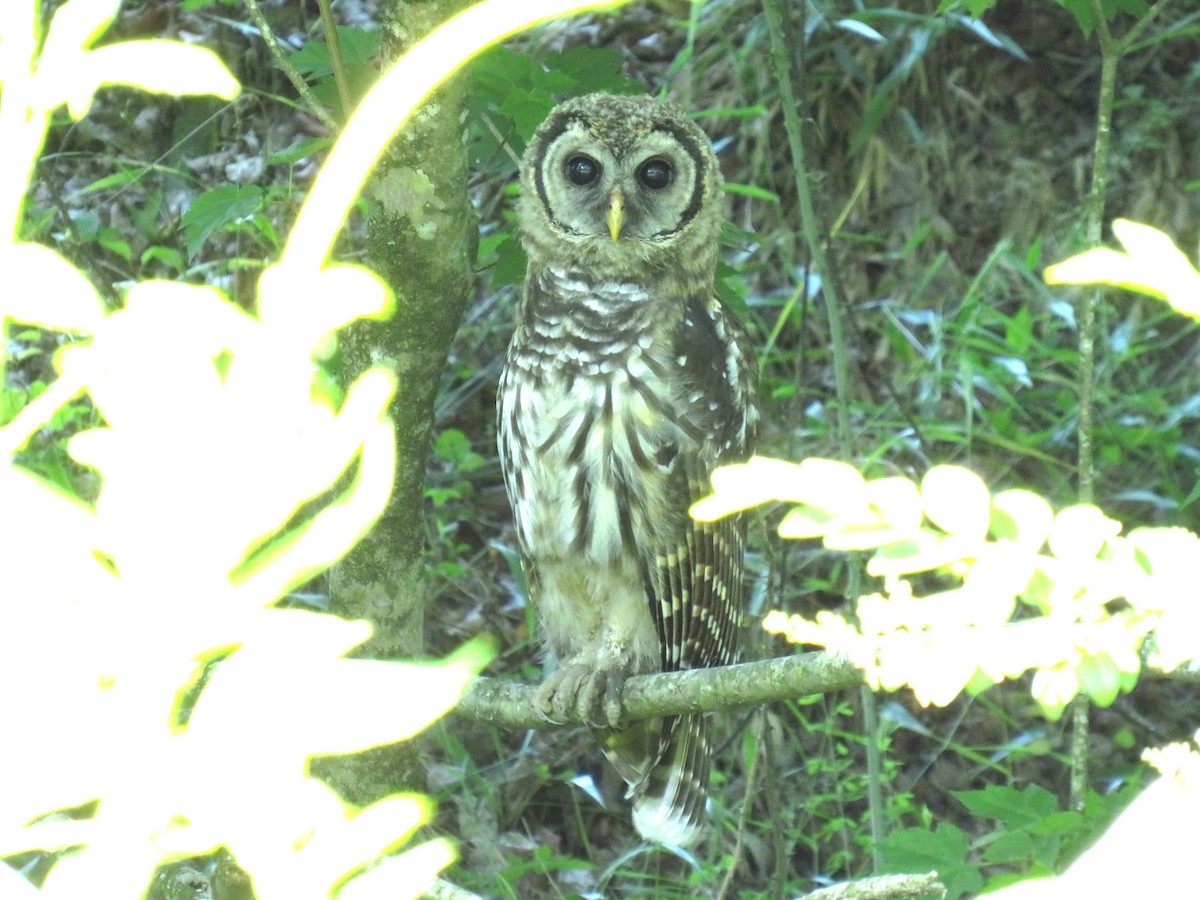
[760,0,883,867]
[243,0,339,131]
[315,0,354,118]
[1070,0,1168,814]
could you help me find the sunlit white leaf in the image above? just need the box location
[990,489,1053,551]
[922,465,990,540]
[1044,220,1200,318]
[696,456,864,521]
[1048,504,1120,561]
[867,531,974,577]
[337,838,456,900]
[259,263,395,338]
[0,243,105,332]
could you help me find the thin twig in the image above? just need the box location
[243,0,338,132]
[1069,0,1169,814]
[480,112,522,167]
[316,0,355,118]
[717,710,763,900]
[760,0,883,866]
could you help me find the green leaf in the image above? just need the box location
[181,184,263,260]
[494,229,527,287]
[724,183,780,202]
[81,167,146,193]
[1077,651,1123,706]
[980,829,1036,865]
[73,210,101,240]
[880,822,969,869]
[332,26,381,70]
[1054,0,1099,34]
[266,136,334,166]
[866,531,963,577]
[953,783,1057,829]
[290,39,332,78]
[499,92,564,143]
[1028,809,1086,841]
[962,0,1001,17]
[131,187,165,238]
[247,213,280,250]
[434,429,476,467]
[0,387,28,427]
[879,823,983,899]
[97,227,131,262]
[290,28,379,79]
[545,46,639,96]
[140,245,185,272]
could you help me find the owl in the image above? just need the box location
[497,93,757,847]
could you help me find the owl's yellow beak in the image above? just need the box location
[607,189,624,242]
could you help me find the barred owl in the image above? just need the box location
[497,93,757,847]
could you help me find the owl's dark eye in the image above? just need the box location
[636,158,673,189]
[565,155,601,186]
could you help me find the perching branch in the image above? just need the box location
[454,647,1200,730]
[804,872,945,900]
[454,652,864,729]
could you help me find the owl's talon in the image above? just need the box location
[536,665,626,728]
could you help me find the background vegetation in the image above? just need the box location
[6,0,1200,897]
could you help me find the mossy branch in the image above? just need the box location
[454,651,1199,731]
[454,652,864,729]
[803,872,945,899]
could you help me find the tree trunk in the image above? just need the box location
[314,0,475,806]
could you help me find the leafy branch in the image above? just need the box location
[243,0,339,131]
[691,454,1194,719]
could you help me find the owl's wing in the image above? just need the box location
[647,292,758,675]
[620,292,756,846]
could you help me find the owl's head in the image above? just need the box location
[517,93,724,280]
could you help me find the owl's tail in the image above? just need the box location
[629,713,711,848]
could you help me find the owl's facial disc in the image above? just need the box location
[533,117,708,247]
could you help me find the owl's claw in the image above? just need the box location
[536,665,626,728]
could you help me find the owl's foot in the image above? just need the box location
[535,664,626,728]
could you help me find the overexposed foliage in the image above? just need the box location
[0,0,632,895]
[694,221,1200,717]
